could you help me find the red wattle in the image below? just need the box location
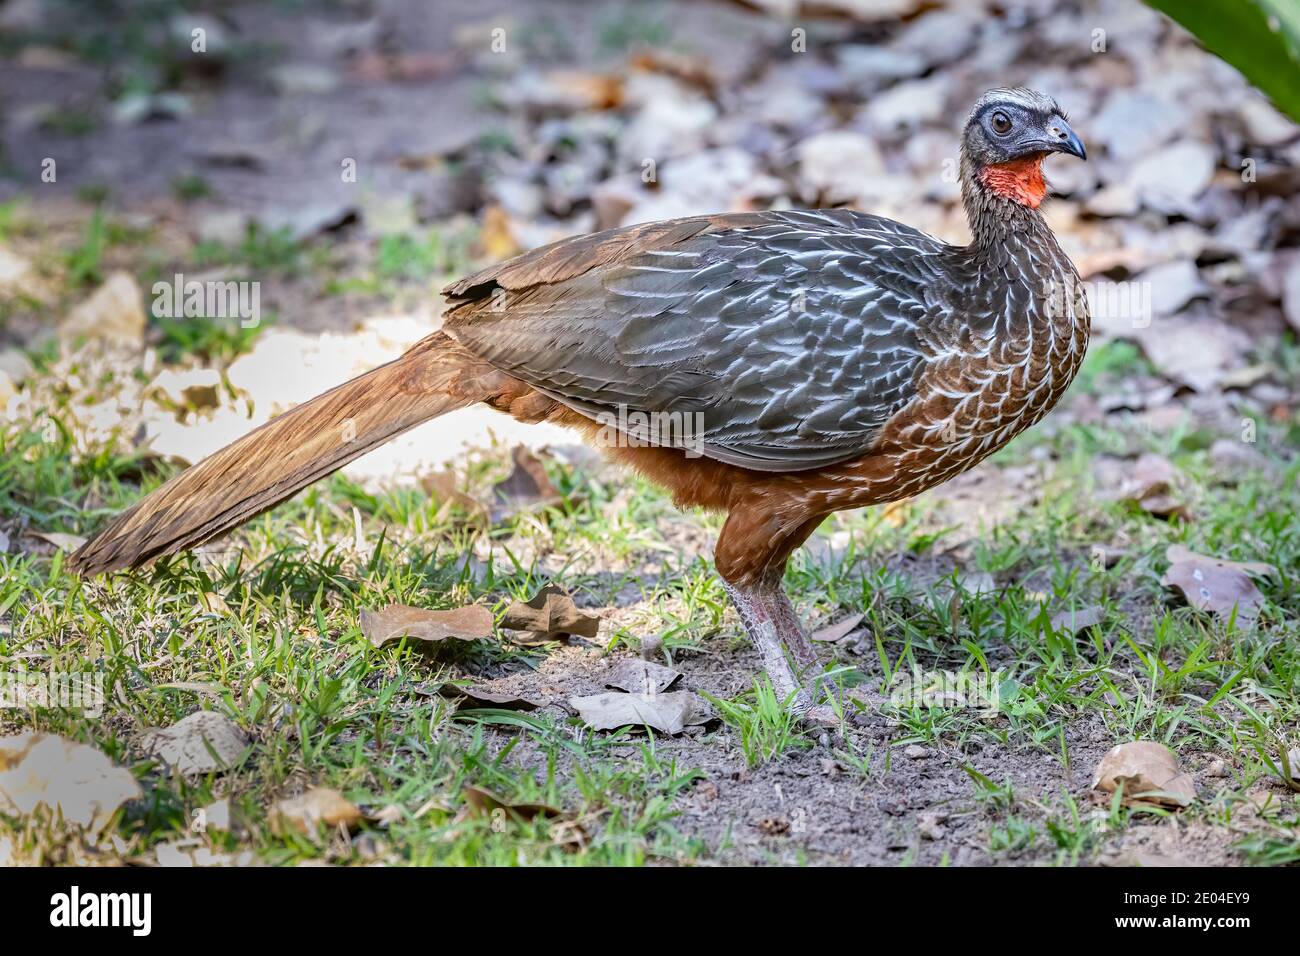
[978,155,1047,208]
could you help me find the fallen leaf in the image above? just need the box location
[420,470,488,521]
[460,786,588,849]
[0,733,140,832]
[461,785,564,822]
[1092,741,1196,808]
[139,711,249,775]
[1161,546,1274,621]
[271,787,362,835]
[796,130,886,206]
[811,612,865,643]
[1048,605,1107,636]
[523,69,624,112]
[360,603,494,648]
[1121,453,1190,520]
[605,658,682,694]
[1142,260,1208,316]
[1128,140,1216,212]
[438,683,541,711]
[501,585,600,642]
[1135,315,1251,393]
[197,591,230,615]
[569,691,713,735]
[1166,545,1277,579]
[1208,438,1269,478]
[491,445,565,520]
[27,531,88,552]
[629,49,716,96]
[477,205,521,262]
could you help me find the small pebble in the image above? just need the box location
[904,744,928,760]
[640,633,664,661]
[917,810,948,841]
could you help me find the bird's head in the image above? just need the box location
[961,88,1086,209]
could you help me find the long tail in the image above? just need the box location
[71,332,484,576]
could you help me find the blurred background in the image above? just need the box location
[0,0,1297,493]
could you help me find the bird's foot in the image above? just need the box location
[798,702,844,730]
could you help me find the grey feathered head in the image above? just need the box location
[962,87,1086,167]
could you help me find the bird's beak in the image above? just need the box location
[1045,116,1087,160]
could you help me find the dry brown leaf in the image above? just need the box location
[1166,545,1277,579]
[1121,453,1190,521]
[539,69,624,110]
[629,49,717,96]
[271,787,363,835]
[500,584,600,642]
[139,711,249,776]
[197,590,230,615]
[569,690,713,735]
[461,785,564,822]
[811,612,865,643]
[491,445,565,520]
[1160,546,1274,621]
[360,603,494,648]
[438,683,541,711]
[477,205,520,262]
[605,658,682,694]
[420,470,488,521]
[460,786,588,849]
[1092,741,1196,808]
[0,733,141,833]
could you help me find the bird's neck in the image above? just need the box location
[956,152,1087,341]
[959,154,1057,253]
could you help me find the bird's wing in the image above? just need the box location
[443,209,955,472]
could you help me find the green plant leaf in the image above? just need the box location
[1145,0,1300,122]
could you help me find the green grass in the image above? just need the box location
[3,386,1298,863]
[708,677,810,767]
[171,173,213,203]
[154,312,269,364]
[2,211,1298,864]
[193,224,305,277]
[324,228,476,298]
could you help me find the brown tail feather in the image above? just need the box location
[71,332,484,576]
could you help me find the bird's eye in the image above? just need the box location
[991,111,1013,134]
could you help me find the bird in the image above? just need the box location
[71,88,1090,725]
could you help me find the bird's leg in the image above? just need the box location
[722,578,810,712]
[722,573,836,726]
[717,507,839,726]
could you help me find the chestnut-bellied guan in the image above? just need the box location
[72,88,1091,725]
